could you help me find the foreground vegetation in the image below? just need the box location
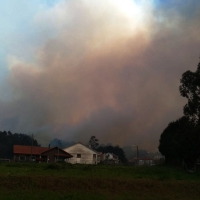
[0,162,200,200]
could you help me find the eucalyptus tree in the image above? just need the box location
[180,62,200,124]
[88,136,99,149]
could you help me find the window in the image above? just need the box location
[19,155,26,161]
[77,154,81,158]
[30,156,36,161]
[93,154,96,159]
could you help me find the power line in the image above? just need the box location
[33,136,53,142]
[27,134,55,142]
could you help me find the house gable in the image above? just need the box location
[63,142,100,164]
[41,147,73,158]
[63,142,99,155]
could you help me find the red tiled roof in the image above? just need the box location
[13,145,49,155]
[54,154,72,158]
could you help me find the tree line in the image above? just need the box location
[0,131,39,159]
[89,136,127,163]
[159,61,200,169]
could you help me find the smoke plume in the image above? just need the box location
[1,0,200,151]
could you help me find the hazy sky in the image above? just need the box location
[0,0,200,151]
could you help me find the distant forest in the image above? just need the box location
[0,131,39,159]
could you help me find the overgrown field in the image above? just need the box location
[0,162,200,200]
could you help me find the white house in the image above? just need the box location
[100,153,119,164]
[63,142,101,164]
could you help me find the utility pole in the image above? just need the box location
[57,140,60,162]
[133,145,139,166]
[31,134,33,161]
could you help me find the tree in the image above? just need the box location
[159,116,200,169]
[0,131,39,159]
[88,136,99,149]
[159,60,200,169]
[159,117,195,165]
[180,62,200,124]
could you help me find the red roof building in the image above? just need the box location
[13,145,49,155]
[13,145,73,163]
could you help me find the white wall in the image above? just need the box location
[63,143,99,164]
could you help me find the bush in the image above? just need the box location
[45,162,73,170]
[45,163,62,170]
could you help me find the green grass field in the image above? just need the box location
[0,162,200,200]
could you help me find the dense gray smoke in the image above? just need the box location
[1,0,200,150]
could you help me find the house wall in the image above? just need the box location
[63,143,99,164]
[14,154,39,162]
[41,148,58,163]
[13,147,72,163]
[41,148,70,163]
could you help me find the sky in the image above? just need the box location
[0,0,200,151]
